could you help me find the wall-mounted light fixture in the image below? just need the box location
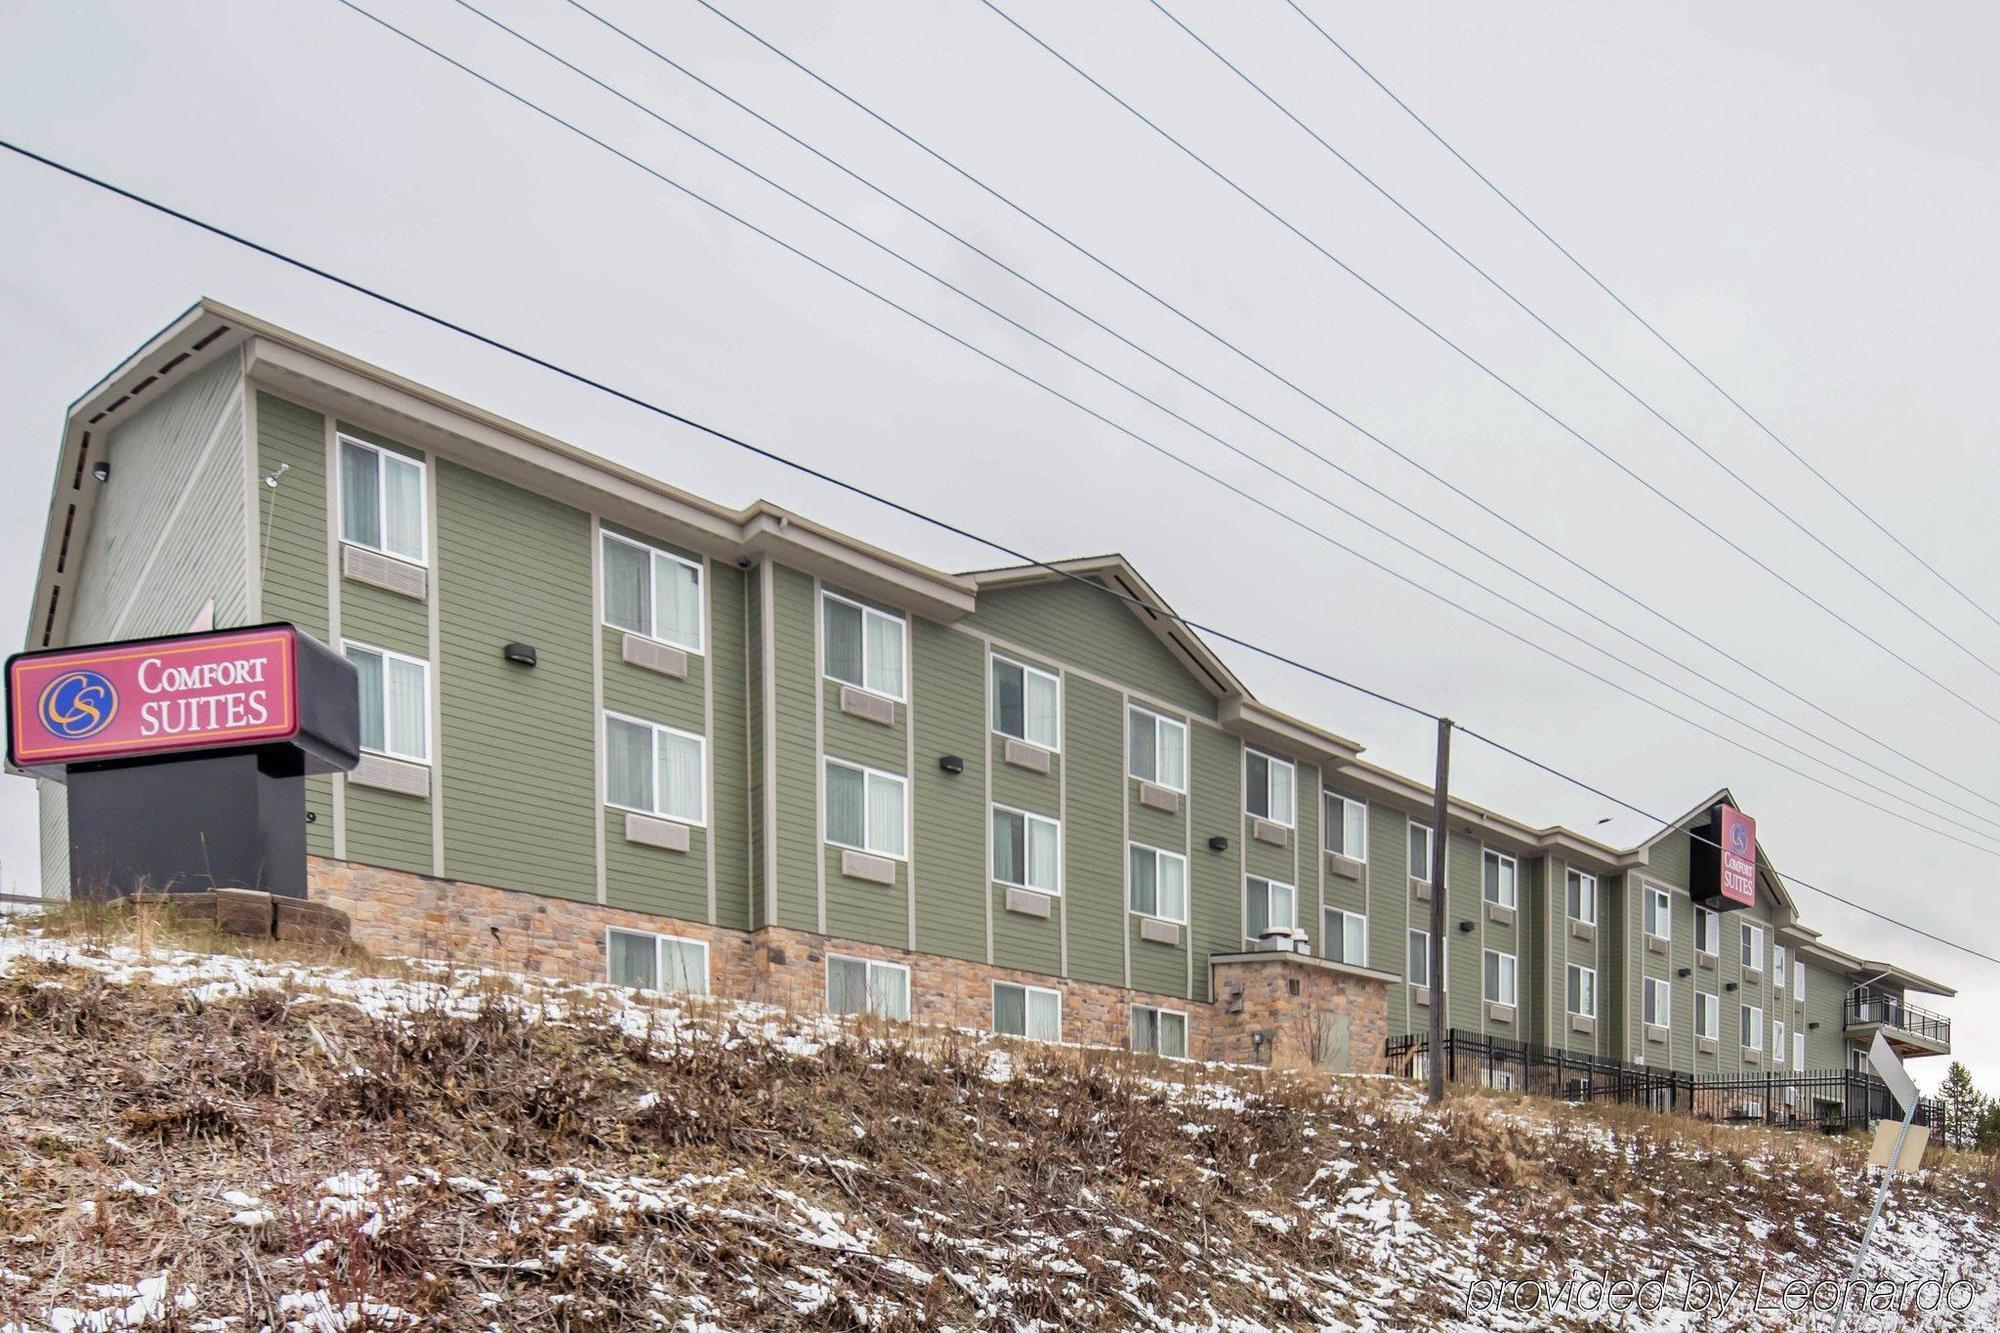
[1207,835,1230,853]
[1456,920,1474,933]
[1724,981,1738,993]
[502,642,538,668]
[91,460,111,482]
[1808,1022,1820,1031]
[938,754,964,775]
[1677,967,1692,978]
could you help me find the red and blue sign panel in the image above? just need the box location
[1718,805,1758,908]
[8,625,301,770]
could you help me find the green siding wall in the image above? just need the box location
[746,568,767,928]
[1063,676,1123,988]
[1188,722,1241,1003]
[437,461,595,900]
[964,578,1215,717]
[255,393,334,858]
[711,566,751,932]
[911,622,987,960]
[771,567,820,934]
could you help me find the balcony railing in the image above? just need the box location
[1845,991,1951,1047]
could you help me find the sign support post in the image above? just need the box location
[1831,1033,1921,1333]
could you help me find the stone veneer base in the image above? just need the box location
[309,856,1392,1069]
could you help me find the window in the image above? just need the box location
[1130,1006,1188,1059]
[1325,909,1367,966]
[1644,977,1671,1029]
[1566,964,1596,1019]
[338,434,425,563]
[1773,1020,1787,1069]
[1793,1031,1805,1071]
[1127,707,1187,792]
[1694,905,1718,956]
[1773,944,1787,990]
[345,643,429,763]
[604,713,706,824]
[992,806,1061,895]
[1243,877,1296,943]
[1128,844,1188,922]
[1741,922,1765,971]
[601,532,703,652]
[822,592,905,700]
[1483,950,1518,1008]
[1696,991,1719,1040]
[1741,1004,1764,1050]
[1244,750,1295,825]
[1408,822,1435,883]
[607,928,709,995]
[994,982,1061,1042]
[1566,869,1597,926]
[1794,959,1805,999]
[825,759,907,859]
[1407,929,1446,991]
[991,655,1060,750]
[1482,850,1517,909]
[1644,885,1671,941]
[827,955,909,1021]
[1325,794,1368,860]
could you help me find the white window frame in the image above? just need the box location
[337,433,428,565]
[1243,875,1297,945]
[1324,907,1367,966]
[1742,1003,1764,1052]
[602,710,708,826]
[991,803,1063,897]
[1481,849,1518,909]
[1408,821,1435,884]
[601,530,705,654]
[1793,1030,1806,1071]
[1566,963,1597,1019]
[1127,706,1188,792]
[1325,793,1368,861]
[1794,959,1806,1000]
[1128,842,1188,924]
[826,953,910,1021]
[993,981,1062,1044]
[821,590,907,702]
[1741,921,1766,972]
[1693,904,1718,956]
[1772,944,1787,990]
[1407,928,1447,991]
[1566,869,1597,926]
[1130,1004,1188,1060]
[1644,977,1671,1029]
[342,639,431,764]
[990,653,1061,752]
[1696,991,1720,1041]
[605,926,710,996]
[824,757,909,860]
[1644,885,1671,942]
[1773,1019,1787,1069]
[1243,749,1296,827]
[1483,949,1518,1008]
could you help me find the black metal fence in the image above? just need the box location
[1386,1030,1936,1134]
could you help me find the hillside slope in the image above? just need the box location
[0,922,1992,1331]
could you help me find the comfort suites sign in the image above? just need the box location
[1717,806,1758,908]
[8,625,302,770]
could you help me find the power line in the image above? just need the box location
[0,142,1986,971]
[1280,0,2000,641]
[979,0,2000,736]
[330,0,2000,851]
[1148,0,2000,690]
[495,0,2000,840]
[684,0,2000,821]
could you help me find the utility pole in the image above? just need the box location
[1427,717,1452,1108]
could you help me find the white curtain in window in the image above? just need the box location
[1270,882,1294,931]
[655,557,701,649]
[656,731,703,822]
[828,957,865,1015]
[868,773,906,857]
[994,984,1026,1036]
[1158,1011,1187,1058]
[1025,990,1060,1042]
[386,656,427,761]
[826,764,865,847]
[1129,846,1156,915]
[869,965,909,1021]
[608,929,657,990]
[660,939,707,995]
[1130,1006,1158,1054]
[1268,759,1295,824]
[350,648,385,752]
[340,440,380,549]
[1022,671,1059,748]
[1157,719,1185,789]
[1245,880,1269,939]
[382,453,424,560]
[1340,912,1365,963]
[606,717,654,811]
[602,537,651,634]
[865,610,904,697]
[1156,853,1186,921]
[994,809,1023,885]
[1026,817,1058,893]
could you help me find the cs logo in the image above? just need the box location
[1728,822,1750,857]
[38,669,118,740]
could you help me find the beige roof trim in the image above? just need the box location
[1327,758,1636,870]
[1221,696,1363,765]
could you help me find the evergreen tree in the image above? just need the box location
[1936,1061,1981,1150]
[1976,1099,2000,1156]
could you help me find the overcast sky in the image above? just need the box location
[3,0,1995,1091]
